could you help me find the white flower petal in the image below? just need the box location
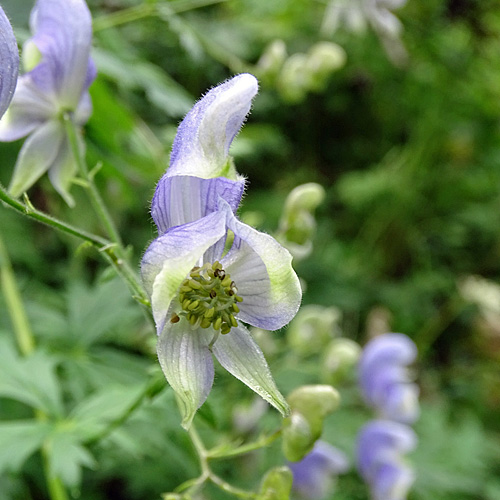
[212,324,290,416]
[8,119,64,198]
[0,6,19,119]
[47,133,78,207]
[157,321,214,429]
[0,77,55,141]
[220,201,302,330]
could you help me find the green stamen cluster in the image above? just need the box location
[172,261,243,334]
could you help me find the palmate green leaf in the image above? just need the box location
[48,431,96,488]
[0,420,52,474]
[69,383,148,441]
[0,337,63,417]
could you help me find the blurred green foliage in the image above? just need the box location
[1,0,500,499]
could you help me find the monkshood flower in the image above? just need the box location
[359,333,419,424]
[289,441,349,499]
[357,420,417,500]
[142,74,302,429]
[0,6,19,119]
[0,0,96,206]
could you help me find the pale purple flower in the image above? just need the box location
[357,420,417,500]
[0,6,19,119]
[359,333,419,424]
[141,74,302,429]
[289,441,349,499]
[0,0,96,205]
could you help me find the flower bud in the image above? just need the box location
[257,40,287,84]
[279,183,326,259]
[257,466,293,500]
[322,338,361,384]
[287,305,341,356]
[305,42,346,92]
[282,412,313,461]
[288,385,340,438]
[277,53,309,103]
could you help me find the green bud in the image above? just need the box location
[285,183,326,214]
[287,305,341,356]
[278,183,326,259]
[322,338,361,385]
[305,42,347,92]
[257,39,288,84]
[282,412,313,462]
[288,385,340,438]
[277,52,309,104]
[257,466,293,500]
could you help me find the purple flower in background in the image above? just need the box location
[0,6,19,119]
[0,0,96,205]
[141,74,302,429]
[289,441,349,499]
[359,333,419,424]
[357,420,417,500]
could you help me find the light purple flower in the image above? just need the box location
[359,333,419,424]
[0,0,96,205]
[0,6,19,119]
[357,420,416,500]
[289,441,349,499]
[141,75,302,429]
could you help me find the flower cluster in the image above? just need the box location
[359,332,419,423]
[0,6,19,120]
[141,73,302,429]
[356,333,419,500]
[357,420,417,500]
[0,0,95,205]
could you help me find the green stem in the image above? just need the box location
[207,429,282,459]
[0,234,69,500]
[0,182,108,246]
[0,233,35,356]
[62,114,151,309]
[63,112,123,247]
[181,423,257,498]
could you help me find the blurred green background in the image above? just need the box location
[0,0,500,499]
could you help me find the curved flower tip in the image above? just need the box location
[0,0,95,204]
[289,441,349,499]
[359,333,419,424]
[357,420,416,500]
[168,73,259,180]
[0,7,19,119]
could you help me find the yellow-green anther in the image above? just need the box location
[173,261,243,334]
